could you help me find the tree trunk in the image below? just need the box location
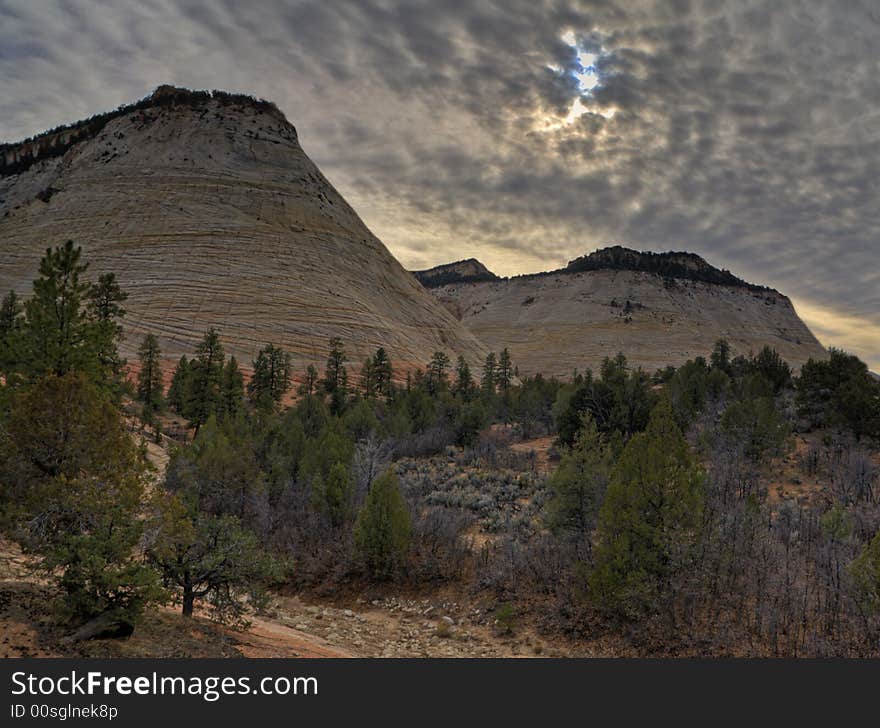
[182,577,195,617]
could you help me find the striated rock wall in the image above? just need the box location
[420,261,826,377]
[0,88,486,374]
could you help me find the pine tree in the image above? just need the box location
[297,363,319,397]
[498,347,513,393]
[322,337,348,414]
[16,240,94,380]
[0,290,24,375]
[710,338,732,373]
[167,355,191,414]
[187,328,225,432]
[353,469,412,578]
[454,355,474,399]
[136,334,164,416]
[360,356,376,398]
[427,350,451,394]
[481,351,498,394]
[590,398,705,619]
[372,347,393,398]
[248,344,291,411]
[545,415,611,545]
[87,272,129,383]
[221,356,244,418]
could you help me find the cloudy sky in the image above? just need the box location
[1,0,879,367]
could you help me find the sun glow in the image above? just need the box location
[542,29,612,129]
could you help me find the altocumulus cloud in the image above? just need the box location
[1,0,878,366]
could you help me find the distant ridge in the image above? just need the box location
[412,258,500,287]
[415,245,773,293]
[412,246,824,376]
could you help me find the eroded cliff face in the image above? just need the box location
[0,87,485,372]
[417,252,827,377]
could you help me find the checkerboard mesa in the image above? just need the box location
[0,86,486,377]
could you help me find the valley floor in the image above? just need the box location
[0,538,601,659]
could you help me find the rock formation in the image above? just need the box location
[0,86,485,374]
[415,247,826,377]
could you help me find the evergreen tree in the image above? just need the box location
[187,328,225,432]
[752,345,792,393]
[136,333,164,417]
[372,347,393,398]
[545,415,611,546]
[297,363,319,397]
[0,290,23,337]
[14,241,94,380]
[167,355,191,415]
[0,290,23,375]
[427,350,450,394]
[710,338,732,373]
[248,344,291,411]
[481,351,498,394]
[850,530,880,615]
[360,356,376,398]
[322,337,348,414]
[498,347,513,393]
[353,469,412,579]
[87,272,128,383]
[310,461,354,528]
[590,398,705,619]
[1,372,161,626]
[221,356,244,418]
[454,355,475,399]
[148,495,273,623]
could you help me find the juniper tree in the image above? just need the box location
[710,338,732,374]
[148,495,273,623]
[1,372,161,625]
[545,415,611,548]
[590,398,705,620]
[136,333,164,417]
[310,461,354,528]
[353,469,412,579]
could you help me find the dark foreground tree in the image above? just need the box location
[136,333,164,417]
[353,469,412,578]
[148,494,274,624]
[545,415,611,548]
[590,398,705,620]
[0,372,162,627]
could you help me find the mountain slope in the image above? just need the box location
[416,248,826,377]
[0,86,485,373]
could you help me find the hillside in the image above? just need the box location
[415,247,826,376]
[0,86,485,373]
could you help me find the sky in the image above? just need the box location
[1,0,879,368]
